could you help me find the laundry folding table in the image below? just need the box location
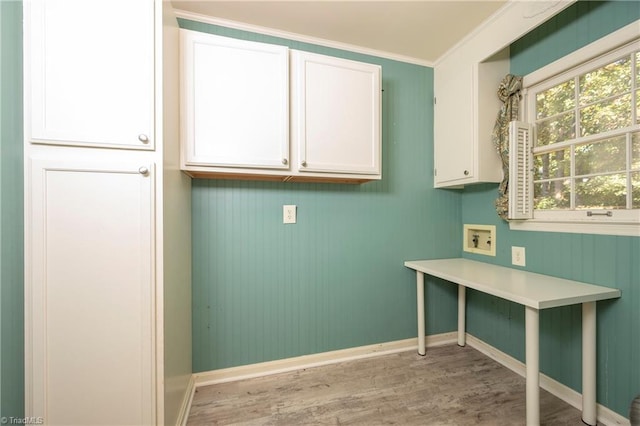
[404,258,621,426]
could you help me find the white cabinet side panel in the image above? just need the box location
[161,6,193,425]
[28,159,154,425]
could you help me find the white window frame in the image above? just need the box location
[510,20,640,237]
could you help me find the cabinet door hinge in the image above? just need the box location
[434,168,437,177]
[434,97,437,105]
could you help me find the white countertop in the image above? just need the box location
[404,258,621,309]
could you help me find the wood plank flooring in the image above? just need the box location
[187,344,595,425]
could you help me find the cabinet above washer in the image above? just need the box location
[180,30,382,183]
[431,0,575,189]
[433,50,508,188]
[180,30,290,171]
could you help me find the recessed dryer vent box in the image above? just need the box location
[463,224,496,256]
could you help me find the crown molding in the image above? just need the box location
[173,9,434,68]
[434,0,576,67]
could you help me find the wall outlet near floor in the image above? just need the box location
[283,205,297,224]
[511,246,526,266]
[463,224,496,256]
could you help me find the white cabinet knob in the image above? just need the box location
[301,161,307,167]
[138,167,149,175]
[138,134,149,144]
[282,158,288,165]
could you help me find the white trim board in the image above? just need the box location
[434,0,576,67]
[522,20,640,88]
[465,334,630,426]
[183,332,629,425]
[509,219,640,237]
[173,9,434,67]
[192,332,457,388]
[177,375,196,426]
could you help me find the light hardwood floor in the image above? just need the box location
[187,344,596,425]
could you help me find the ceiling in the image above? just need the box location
[171,1,508,65]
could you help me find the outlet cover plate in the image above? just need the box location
[283,205,296,224]
[512,246,526,266]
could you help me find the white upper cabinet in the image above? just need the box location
[180,30,289,169]
[433,51,508,187]
[291,50,381,176]
[180,31,382,183]
[26,0,155,150]
[433,62,475,185]
[432,0,575,188]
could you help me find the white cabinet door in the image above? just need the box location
[26,0,154,149]
[181,30,289,169]
[27,158,154,425]
[292,51,381,176]
[433,53,506,188]
[433,61,475,186]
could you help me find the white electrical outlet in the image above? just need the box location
[512,246,526,266]
[283,205,296,224]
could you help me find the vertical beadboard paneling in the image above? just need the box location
[0,1,25,419]
[183,19,462,372]
[510,1,639,72]
[462,193,639,416]
[462,1,640,417]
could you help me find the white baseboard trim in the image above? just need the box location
[465,334,630,426]
[182,332,629,426]
[177,375,197,426]
[192,332,457,388]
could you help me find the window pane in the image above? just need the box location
[636,52,640,86]
[633,132,640,170]
[633,171,640,209]
[579,56,631,106]
[580,94,632,136]
[536,111,575,146]
[575,174,626,209]
[636,89,640,126]
[534,149,570,180]
[534,179,570,210]
[536,79,575,119]
[575,136,626,176]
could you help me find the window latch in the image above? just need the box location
[586,210,612,217]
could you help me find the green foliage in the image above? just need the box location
[580,94,631,136]
[576,174,627,209]
[579,57,631,105]
[575,137,625,175]
[533,51,639,210]
[537,80,575,118]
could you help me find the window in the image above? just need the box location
[511,31,640,236]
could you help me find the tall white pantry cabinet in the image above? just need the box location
[23,1,192,425]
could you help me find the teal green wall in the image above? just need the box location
[15,2,638,421]
[0,0,24,419]
[181,19,462,372]
[462,1,640,417]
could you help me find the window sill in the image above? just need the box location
[509,219,639,237]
